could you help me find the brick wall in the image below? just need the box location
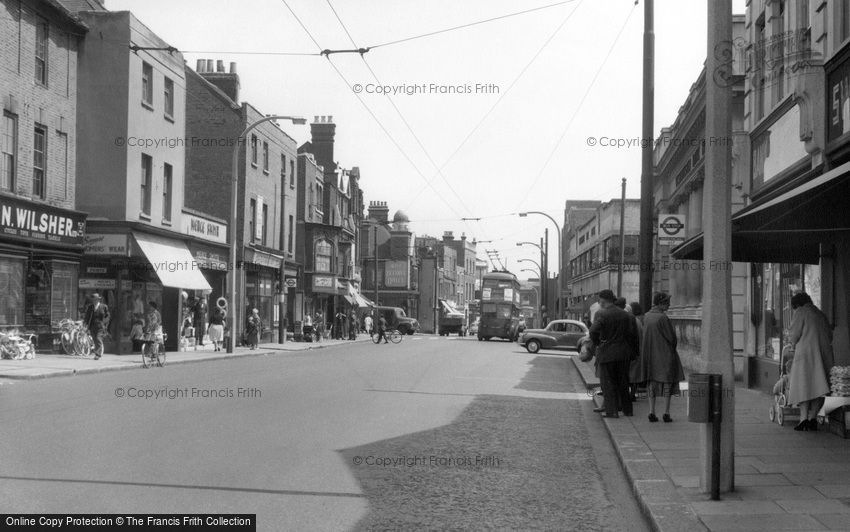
[1,0,80,210]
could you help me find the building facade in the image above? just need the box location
[566,199,641,322]
[184,59,299,345]
[0,0,88,348]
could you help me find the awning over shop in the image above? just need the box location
[671,161,850,264]
[439,299,463,316]
[347,281,374,307]
[132,232,212,290]
[343,295,355,305]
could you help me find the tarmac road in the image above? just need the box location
[0,335,649,531]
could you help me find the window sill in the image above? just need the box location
[251,163,258,169]
[141,101,154,112]
[263,170,270,176]
[161,220,172,227]
[139,213,152,221]
[164,113,175,124]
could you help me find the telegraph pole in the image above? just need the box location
[638,0,655,312]
[702,0,735,494]
[618,177,626,296]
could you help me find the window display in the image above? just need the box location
[0,257,25,327]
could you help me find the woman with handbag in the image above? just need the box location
[639,292,684,423]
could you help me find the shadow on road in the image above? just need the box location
[513,356,573,393]
[340,392,617,531]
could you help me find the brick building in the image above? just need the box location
[185,59,299,345]
[0,0,89,345]
[297,116,365,336]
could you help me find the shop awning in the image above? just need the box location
[133,232,212,290]
[347,282,374,307]
[343,295,355,305]
[439,299,463,317]
[671,162,850,264]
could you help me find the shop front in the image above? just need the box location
[0,194,87,350]
[81,228,212,354]
[241,248,283,345]
[182,211,230,340]
[307,272,337,331]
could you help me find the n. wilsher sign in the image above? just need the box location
[0,195,86,246]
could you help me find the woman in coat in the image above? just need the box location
[639,292,684,423]
[786,292,834,431]
[245,308,262,350]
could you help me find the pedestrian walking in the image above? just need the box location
[335,310,346,340]
[786,292,834,431]
[348,311,358,340]
[589,289,639,418]
[364,312,374,337]
[84,293,110,360]
[627,301,645,401]
[245,308,262,349]
[193,295,208,347]
[376,315,389,344]
[639,292,684,423]
[208,305,226,352]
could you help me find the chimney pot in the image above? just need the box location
[196,59,205,72]
[206,59,213,72]
[314,116,319,123]
[229,62,237,73]
[216,60,224,72]
[328,115,333,122]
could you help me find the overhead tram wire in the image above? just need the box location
[513,2,638,210]
[403,0,585,209]
[278,0,467,221]
[324,0,484,240]
[369,0,579,50]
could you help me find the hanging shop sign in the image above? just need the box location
[0,195,86,246]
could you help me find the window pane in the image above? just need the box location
[33,127,45,198]
[162,163,172,221]
[142,62,153,105]
[164,77,174,116]
[2,114,16,190]
[0,258,25,326]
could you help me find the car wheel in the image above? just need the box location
[526,339,541,354]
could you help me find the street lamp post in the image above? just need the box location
[519,211,562,318]
[517,240,545,316]
[228,115,306,354]
[521,267,541,327]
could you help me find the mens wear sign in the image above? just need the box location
[0,195,86,246]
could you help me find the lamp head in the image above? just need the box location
[291,117,308,125]
[518,212,528,217]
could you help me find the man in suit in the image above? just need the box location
[193,295,208,347]
[84,293,110,360]
[589,289,639,418]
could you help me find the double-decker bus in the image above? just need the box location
[478,271,521,341]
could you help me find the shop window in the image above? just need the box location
[25,261,53,329]
[754,262,804,360]
[50,262,78,324]
[0,258,25,327]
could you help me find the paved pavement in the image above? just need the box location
[0,337,373,380]
[573,357,850,532]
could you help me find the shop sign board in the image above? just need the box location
[312,275,336,293]
[384,260,408,288]
[828,50,850,144]
[84,233,129,255]
[181,213,227,244]
[0,195,86,246]
[192,249,229,271]
[284,278,297,288]
[79,278,117,290]
[657,215,686,245]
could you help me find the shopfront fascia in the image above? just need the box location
[672,160,850,393]
[0,194,87,350]
[81,226,211,354]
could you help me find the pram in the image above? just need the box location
[769,344,800,426]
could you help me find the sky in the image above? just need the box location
[107,0,747,279]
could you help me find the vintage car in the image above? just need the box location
[518,319,589,354]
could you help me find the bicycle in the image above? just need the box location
[141,331,167,368]
[371,329,402,344]
[0,330,36,360]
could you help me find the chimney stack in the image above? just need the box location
[199,58,240,103]
[310,115,337,176]
[368,201,389,224]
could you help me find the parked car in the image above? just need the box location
[372,306,420,335]
[519,319,589,354]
